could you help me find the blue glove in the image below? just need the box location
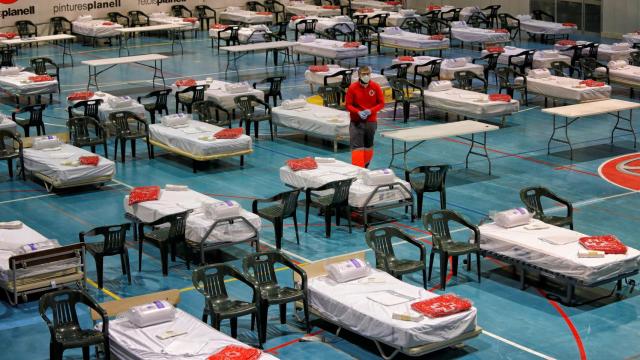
[363,109,371,118]
[358,110,368,120]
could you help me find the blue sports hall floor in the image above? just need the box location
[0,27,639,360]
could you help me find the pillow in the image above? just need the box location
[175,78,197,87]
[611,42,631,51]
[128,186,161,205]
[76,15,92,22]
[399,9,415,16]
[79,156,100,166]
[286,157,318,171]
[428,80,453,92]
[343,41,361,48]
[314,157,335,163]
[299,34,317,43]
[443,57,467,68]
[516,14,531,21]
[67,91,95,101]
[28,75,54,82]
[383,27,402,35]
[411,294,473,318]
[281,98,308,110]
[126,301,177,328]
[33,135,61,150]
[165,184,188,191]
[204,200,241,219]
[161,113,190,128]
[0,66,21,76]
[226,6,239,11]
[107,96,134,108]
[309,65,330,72]
[214,128,244,139]
[208,345,262,360]
[225,82,250,93]
[450,21,467,28]
[527,68,551,79]
[326,258,370,283]
[488,93,512,102]
[540,49,558,58]
[579,235,627,254]
[608,60,628,70]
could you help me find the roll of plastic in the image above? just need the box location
[428,80,453,92]
[108,96,134,109]
[205,200,241,219]
[494,208,532,228]
[161,113,190,128]
[326,258,370,283]
[33,136,61,150]
[127,300,176,328]
[362,169,396,186]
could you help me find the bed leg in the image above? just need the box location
[374,341,400,360]
[240,155,244,167]
[279,303,287,324]
[519,267,526,290]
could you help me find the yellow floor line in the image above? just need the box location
[86,278,122,301]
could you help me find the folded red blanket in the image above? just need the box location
[214,128,244,139]
[211,23,229,29]
[579,235,627,254]
[580,79,605,87]
[67,91,95,101]
[102,21,114,26]
[489,93,512,102]
[322,5,339,9]
[359,8,374,13]
[29,75,54,82]
[562,22,576,27]
[176,78,197,87]
[427,5,441,11]
[0,32,17,39]
[208,345,262,360]
[287,157,318,171]
[487,46,504,53]
[309,65,330,72]
[493,28,509,33]
[256,11,273,15]
[397,56,414,62]
[385,1,401,5]
[430,34,445,41]
[128,186,161,205]
[183,17,198,23]
[291,15,306,21]
[343,41,361,48]
[411,294,473,318]
[557,39,576,46]
[79,156,100,166]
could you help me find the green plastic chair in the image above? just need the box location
[67,116,108,159]
[243,251,309,344]
[304,178,353,238]
[0,130,24,180]
[192,100,231,127]
[453,70,488,93]
[365,226,427,288]
[424,209,481,290]
[192,264,262,347]
[234,94,274,140]
[252,189,301,249]
[578,57,610,84]
[138,210,192,276]
[39,289,110,360]
[496,67,528,106]
[391,78,425,123]
[79,223,131,289]
[520,186,574,229]
[405,165,448,219]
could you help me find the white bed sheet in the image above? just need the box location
[69,92,146,123]
[623,33,640,45]
[424,88,519,120]
[377,29,449,50]
[597,64,640,85]
[480,220,640,283]
[72,20,123,37]
[125,188,261,244]
[272,104,350,138]
[286,4,341,17]
[450,22,511,43]
[309,270,477,349]
[392,56,484,80]
[279,159,411,208]
[149,120,252,157]
[23,144,115,184]
[522,75,611,102]
[294,38,368,59]
[304,65,389,88]
[289,16,355,33]
[106,308,277,360]
[219,10,273,24]
[149,15,199,30]
[480,47,570,69]
[517,18,577,35]
[209,26,271,43]
[554,42,636,62]
[0,71,58,96]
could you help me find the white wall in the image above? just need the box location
[601,0,640,38]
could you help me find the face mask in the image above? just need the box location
[360,75,371,84]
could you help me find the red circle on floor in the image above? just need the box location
[598,153,640,191]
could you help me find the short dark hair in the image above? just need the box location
[358,66,371,75]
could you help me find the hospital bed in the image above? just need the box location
[392,55,484,80]
[289,15,355,35]
[272,103,350,152]
[450,21,511,48]
[596,61,640,92]
[0,69,58,102]
[280,158,413,229]
[0,222,85,305]
[294,253,482,359]
[209,25,271,47]
[149,12,200,31]
[480,220,640,305]
[521,74,611,104]
[22,133,115,192]
[68,91,146,123]
[554,41,637,62]
[170,79,264,111]
[304,64,389,92]
[72,16,123,44]
[125,187,261,263]
[480,46,570,69]
[219,7,274,25]
[516,15,576,41]
[375,27,449,55]
[92,290,277,360]
[286,2,342,17]
[149,118,253,172]
[294,36,368,64]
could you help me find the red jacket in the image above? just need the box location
[345,80,385,122]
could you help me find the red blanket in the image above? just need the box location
[343,41,361,48]
[176,79,197,87]
[487,46,505,53]
[397,56,414,62]
[489,94,512,102]
[557,39,576,46]
[309,65,329,72]
[291,15,306,21]
[67,91,95,101]
[102,21,114,26]
[79,156,100,166]
[322,5,340,9]
[427,5,441,11]
[579,235,627,254]
[128,186,161,205]
[411,294,473,318]
[430,34,445,41]
[0,32,17,39]
[211,23,229,30]
[580,79,605,87]
[214,128,244,139]
[287,157,318,171]
[493,28,509,33]
[256,11,272,15]
[562,22,576,27]
[208,345,262,360]
[183,18,198,23]
[29,75,54,82]
[359,8,374,13]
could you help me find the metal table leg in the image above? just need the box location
[548,114,576,159]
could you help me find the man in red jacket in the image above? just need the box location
[345,66,385,168]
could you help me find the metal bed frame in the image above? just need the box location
[148,137,252,173]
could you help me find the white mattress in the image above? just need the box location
[424,88,519,120]
[125,188,261,244]
[209,26,271,43]
[170,80,263,111]
[518,19,577,35]
[294,39,368,60]
[0,71,58,96]
[69,92,146,123]
[450,22,511,43]
[522,75,611,102]
[272,104,350,138]
[23,144,115,184]
[623,33,640,45]
[392,56,484,80]
[289,16,355,33]
[219,10,273,24]
[106,308,278,360]
[279,160,411,208]
[304,65,389,88]
[598,64,640,85]
[480,47,570,69]
[596,44,636,62]
[149,120,252,157]
[286,4,341,17]
[351,0,400,11]
[377,29,449,50]
[149,16,199,30]
[309,270,478,349]
[480,220,640,284]
[72,20,123,37]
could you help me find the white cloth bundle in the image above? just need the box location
[281,99,308,110]
[107,96,134,109]
[494,207,532,228]
[0,67,21,76]
[326,258,370,283]
[608,60,628,70]
[540,50,558,58]
[334,15,351,22]
[204,200,241,219]
[0,221,22,229]
[15,239,60,255]
[527,68,551,79]
[611,42,631,51]
[428,80,453,92]
[151,12,168,18]
[32,135,61,150]
[225,82,250,94]
[450,21,467,28]
[226,6,240,11]
[399,9,416,16]
[161,113,190,127]
[298,34,317,43]
[444,57,467,68]
[362,169,396,186]
[76,15,92,22]
[127,301,176,328]
[314,157,335,163]
[383,27,403,35]
[249,24,270,32]
[165,184,189,191]
[517,14,531,21]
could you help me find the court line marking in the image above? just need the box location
[0,193,55,204]
[483,330,557,360]
[86,278,121,301]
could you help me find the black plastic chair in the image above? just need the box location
[128,10,150,27]
[367,13,389,30]
[138,89,171,124]
[39,290,110,360]
[0,48,14,67]
[30,57,61,101]
[49,17,73,35]
[424,209,481,290]
[80,223,131,289]
[195,5,217,31]
[467,12,490,29]
[549,60,576,77]
[138,210,192,276]
[497,13,520,40]
[496,67,528,105]
[381,63,409,85]
[414,58,443,87]
[247,1,267,12]
[365,226,427,288]
[355,25,379,54]
[508,49,536,74]
[423,17,451,37]
[192,264,261,345]
[253,76,285,107]
[352,14,367,26]
[214,25,240,50]
[107,12,130,27]
[532,10,554,22]
[68,99,103,122]
[0,130,24,180]
[321,26,352,42]
[440,8,461,24]
[520,186,573,229]
[242,251,309,344]
[15,20,37,46]
[13,104,46,137]
[629,51,640,66]
[67,116,108,158]
[109,111,152,163]
[405,165,447,219]
[294,19,318,41]
[270,21,289,41]
[175,85,207,113]
[472,52,500,83]
[579,57,609,83]
[304,178,353,238]
[565,44,587,76]
[235,94,273,140]
[422,10,441,20]
[192,100,231,127]
[482,5,501,28]
[453,70,488,93]
[391,79,425,123]
[585,42,599,59]
[318,86,344,109]
[253,189,301,249]
[264,0,286,23]
[171,5,192,17]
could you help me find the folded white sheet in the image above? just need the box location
[428,80,453,92]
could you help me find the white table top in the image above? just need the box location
[116,24,188,33]
[220,41,297,52]
[541,99,640,118]
[0,34,76,45]
[81,54,169,66]
[381,120,499,142]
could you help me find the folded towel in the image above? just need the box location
[427,80,453,92]
[608,60,628,70]
[443,57,467,68]
[165,184,189,191]
[527,68,551,79]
